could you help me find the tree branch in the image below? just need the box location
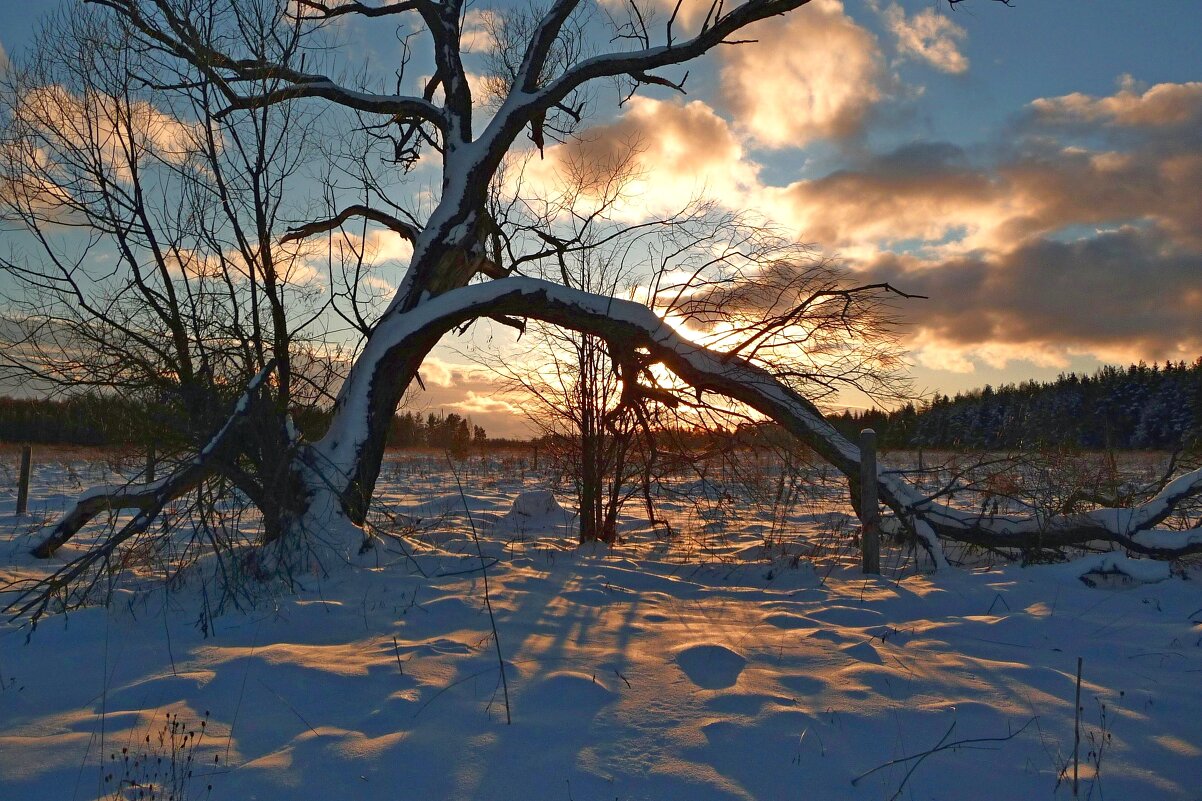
[88,0,449,128]
[526,0,813,121]
[280,204,422,244]
[292,0,430,20]
[321,277,1202,565]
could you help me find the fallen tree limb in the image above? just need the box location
[887,466,1202,560]
[10,362,278,623]
[28,360,279,559]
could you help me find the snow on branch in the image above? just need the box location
[291,0,430,20]
[514,0,585,94]
[877,461,1202,561]
[211,80,448,125]
[504,0,815,127]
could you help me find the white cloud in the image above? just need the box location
[882,3,969,74]
[366,228,415,264]
[460,9,498,53]
[1029,75,1202,128]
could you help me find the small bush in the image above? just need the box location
[103,710,218,801]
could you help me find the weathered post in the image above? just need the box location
[145,446,156,483]
[859,429,880,574]
[16,444,32,516]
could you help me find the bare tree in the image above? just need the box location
[14,0,886,549]
[0,4,336,555]
[510,325,647,544]
[490,151,658,544]
[490,141,913,543]
[6,0,1200,624]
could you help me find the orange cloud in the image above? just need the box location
[719,0,885,148]
[447,391,522,417]
[767,78,1202,371]
[400,353,531,437]
[511,96,761,219]
[506,75,1202,374]
[774,142,1004,254]
[856,228,1202,370]
[777,119,1202,259]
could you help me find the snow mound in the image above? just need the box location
[761,612,813,630]
[674,643,747,689]
[523,671,615,709]
[495,490,573,533]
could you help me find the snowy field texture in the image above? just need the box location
[1,449,1201,801]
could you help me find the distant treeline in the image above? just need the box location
[0,394,146,446]
[389,411,486,453]
[831,360,1202,451]
[9,359,1200,453]
[0,395,487,451]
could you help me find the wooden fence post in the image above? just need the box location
[859,429,880,575]
[146,446,156,483]
[16,444,32,516]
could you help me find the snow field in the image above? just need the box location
[0,452,1200,800]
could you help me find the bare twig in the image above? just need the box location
[852,717,1036,800]
[447,454,511,725]
[1074,656,1083,797]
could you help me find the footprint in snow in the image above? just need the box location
[674,643,747,689]
[840,641,884,665]
[522,671,616,712]
[761,612,814,630]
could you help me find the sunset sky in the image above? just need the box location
[2,1,1200,437]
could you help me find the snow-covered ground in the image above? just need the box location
[1,451,1200,800]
